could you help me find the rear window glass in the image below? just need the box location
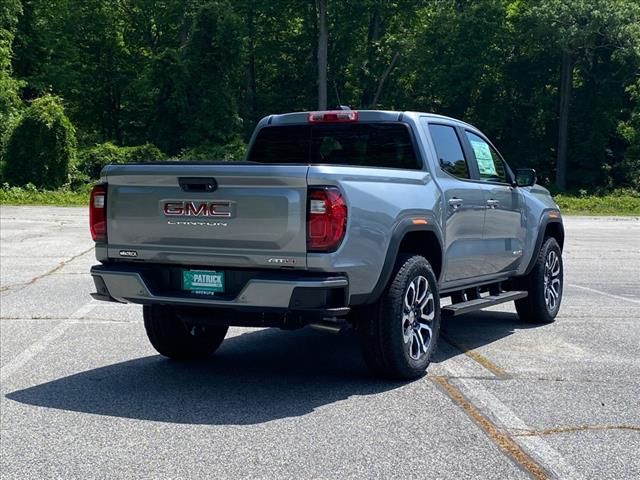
[248,123,420,169]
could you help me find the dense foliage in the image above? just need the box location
[0,0,23,160]
[78,142,166,178]
[1,0,639,191]
[3,95,76,188]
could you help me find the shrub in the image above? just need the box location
[554,189,640,215]
[178,138,247,161]
[3,95,76,189]
[0,182,90,206]
[78,142,166,179]
[0,73,22,167]
[77,143,123,179]
[124,143,166,163]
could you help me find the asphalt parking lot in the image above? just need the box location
[1,206,639,479]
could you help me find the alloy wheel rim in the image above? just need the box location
[543,250,561,312]
[402,275,435,360]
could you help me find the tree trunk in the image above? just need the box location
[317,0,328,110]
[246,7,257,126]
[556,49,572,191]
[360,9,384,107]
[179,8,191,47]
[371,51,399,106]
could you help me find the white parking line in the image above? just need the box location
[0,302,97,383]
[441,350,584,479]
[455,378,583,479]
[569,284,640,305]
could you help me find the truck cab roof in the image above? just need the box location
[262,110,476,130]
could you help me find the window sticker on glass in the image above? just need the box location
[470,140,497,176]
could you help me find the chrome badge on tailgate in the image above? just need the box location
[163,201,233,217]
[163,201,234,226]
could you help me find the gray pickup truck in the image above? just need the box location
[89,110,564,379]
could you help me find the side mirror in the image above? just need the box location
[514,168,537,187]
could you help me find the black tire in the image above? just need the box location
[357,255,441,380]
[515,237,563,324]
[143,305,228,360]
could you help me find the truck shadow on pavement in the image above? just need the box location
[438,310,542,361]
[7,311,535,425]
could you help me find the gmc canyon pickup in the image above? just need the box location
[89,110,564,380]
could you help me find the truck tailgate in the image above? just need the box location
[104,163,309,268]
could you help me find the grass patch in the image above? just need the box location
[0,184,90,206]
[554,192,640,216]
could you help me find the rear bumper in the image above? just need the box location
[90,263,350,317]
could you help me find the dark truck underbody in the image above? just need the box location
[91,262,350,328]
[91,261,527,331]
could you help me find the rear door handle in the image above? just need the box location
[486,199,500,208]
[178,177,217,193]
[448,198,464,209]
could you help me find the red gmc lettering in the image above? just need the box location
[163,201,232,217]
[208,202,232,218]
[185,202,208,216]
[163,202,184,216]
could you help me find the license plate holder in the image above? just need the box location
[182,269,225,295]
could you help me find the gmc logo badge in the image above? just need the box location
[163,201,233,218]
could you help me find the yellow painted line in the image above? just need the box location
[432,376,549,480]
[441,332,508,378]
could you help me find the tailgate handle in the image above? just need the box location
[178,177,217,192]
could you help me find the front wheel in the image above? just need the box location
[515,237,563,324]
[357,255,441,380]
[143,305,228,360]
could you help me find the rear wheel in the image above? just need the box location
[143,305,228,360]
[515,237,563,324]
[357,255,441,380]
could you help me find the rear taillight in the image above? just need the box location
[308,110,358,123]
[307,187,347,252]
[89,184,107,242]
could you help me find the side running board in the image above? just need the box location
[441,291,527,317]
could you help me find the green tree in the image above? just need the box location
[329,0,421,109]
[4,95,76,189]
[183,2,246,147]
[145,50,190,155]
[238,0,318,123]
[616,80,640,188]
[0,0,23,160]
[12,0,133,144]
[526,0,640,189]
[317,0,328,109]
[6,0,640,192]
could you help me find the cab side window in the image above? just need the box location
[465,131,507,183]
[428,124,470,179]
